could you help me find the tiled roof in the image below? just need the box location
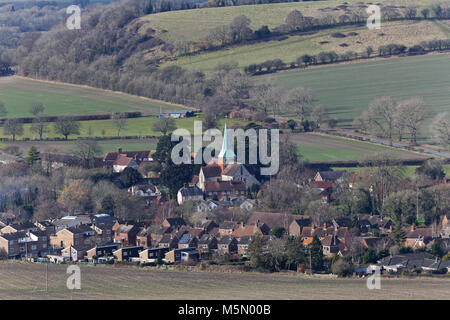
[204,180,245,193]
[201,164,222,178]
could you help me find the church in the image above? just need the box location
[196,123,260,201]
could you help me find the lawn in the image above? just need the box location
[166,20,447,72]
[269,53,450,139]
[0,76,190,118]
[1,261,449,299]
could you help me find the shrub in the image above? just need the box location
[331,32,346,38]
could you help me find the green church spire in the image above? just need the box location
[218,122,236,160]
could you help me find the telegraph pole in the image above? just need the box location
[46,261,48,293]
[309,247,312,275]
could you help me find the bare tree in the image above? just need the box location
[111,113,128,137]
[430,112,450,150]
[366,96,398,145]
[73,140,103,168]
[54,116,80,140]
[250,78,283,117]
[395,97,429,145]
[29,102,44,116]
[310,104,328,128]
[3,118,24,141]
[0,100,6,117]
[30,115,49,140]
[283,86,315,120]
[152,117,176,136]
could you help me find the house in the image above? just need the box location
[196,220,218,234]
[158,234,179,249]
[50,225,96,249]
[128,184,160,197]
[361,237,394,251]
[61,244,92,262]
[177,185,204,205]
[164,247,198,263]
[248,212,307,232]
[217,236,238,255]
[163,110,195,118]
[218,221,238,236]
[237,236,251,256]
[322,235,341,257]
[162,218,186,231]
[52,215,91,231]
[203,180,247,201]
[314,170,347,183]
[139,247,170,264]
[404,226,434,249]
[136,227,152,248]
[289,217,313,237]
[0,231,48,258]
[103,148,154,168]
[86,243,121,261]
[34,221,56,235]
[0,222,38,235]
[221,163,260,190]
[178,234,198,249]
[112,154,138,173]
[232,222,270,238]
[378,252,434,272]
[113,246,144,262]
[114,224,139,247]
[197,235,218,255]
[441,214,450,238]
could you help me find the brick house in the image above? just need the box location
[217,236,238,255]
[0,222,38,235]
[164,247,198,263]
[289,218,312,237]
[404,226,434,249]
[162,218,186,231]
[86,243,121,261]
[136,227,152,248]
[113,246,143,262]
[218,221,238,237]
[158,234,179,249]
[50,225,95,249]
[114,224,139,247]
[237,236,251,256]
[0,231,48,258]
[139,247,170,264]
[197,235,218,255]
[178,234,198,249]
[232,222,270,238]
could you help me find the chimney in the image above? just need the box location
[411,225,415,231]
[323,223,327,230]
[118,148,122,154]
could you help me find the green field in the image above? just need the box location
[268,53,450,138]
[1,261,449,299]
[141,0,436,43]
[0,115,248,140]
[292,132,426,162]
[0,77,189,118]
[165,20,448,72]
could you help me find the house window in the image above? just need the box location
[31,245,37,250]
[123,251,127,256]
[221,245,227,249]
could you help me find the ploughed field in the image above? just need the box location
[0,261,449,299]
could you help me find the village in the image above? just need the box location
[0,124,449,277]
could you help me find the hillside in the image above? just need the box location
[264,53,450,141]
[140,0,436,43]
[166,20,448,72]
[0,76,190,117]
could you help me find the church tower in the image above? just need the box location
[217,122,236,171]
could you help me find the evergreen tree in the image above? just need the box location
[25,146,40,166]
[310,235,324,271]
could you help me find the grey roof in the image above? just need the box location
[219,221,237,230]
[179,186,203,197]
[317,170,347,181]
[218,236,236,245]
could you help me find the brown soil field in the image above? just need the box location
[0,261,449,300]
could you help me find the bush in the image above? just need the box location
[331,32,346,38]
[331,258,352,277]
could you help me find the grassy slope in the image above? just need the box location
[267,53,450,138]
[292,132,425,162]
[168,20,447,72]
[0,76,190,118]
[141,0,435,42]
